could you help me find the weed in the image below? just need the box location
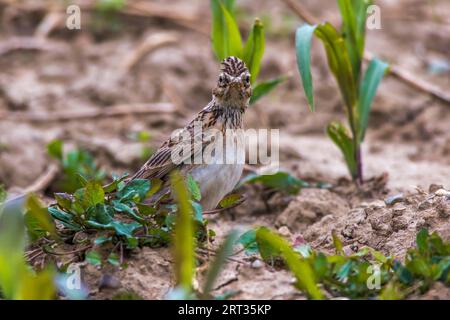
[242,226,450,299]
[295,0,388,184]
[210,0,285,104]
[0,196,56,299]
[47,140,105,193]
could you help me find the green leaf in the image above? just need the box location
[0,198,56,299]
[48,207,81,231]
[219,193,242,209]
[332,231,344,255]
[103,173,129,193]
[108,252,120,267]
[94,235,112,245]
[416,228,429,255]
[0,197,26,298]
[86,220,141,240]
[243,18,265,83]
[210,0,236,60]
[24,195,57,240]
[256,227,323,299]
[0,184,6,205]
[16,266,56,300]
[146,178,162,198]
[171,171,195,292]
[219,2,243,58]
[136,203,156,216]
[97,0,126,12]
[84,181,105,207]
[337,0,371,82]
[186,174,201,201]
[190,201,203,223]
[75,173,88,187]
[90,204,114,225]
[358,58,389,141]
[435,257,450,281]
[314,22,358,113]
[295,24,317,111]
[54,193,73,211]
[202,229,240,296]
[379,281,404,300]
[47,139,63,160]
[241,171,308,194]
[326,122,357,179]
[236,229,259,255]
[116,179,150,203]
[250,76,286,105]
[86,250,102,267]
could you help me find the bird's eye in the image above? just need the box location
[218,74,226,85]
[244,74,250,84]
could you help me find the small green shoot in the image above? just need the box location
[242,226,450,299]
[171,171,196,293]
[295,0,389,184]
[0,196,56,299]
[48,140,105,193]
[210,0,285,104]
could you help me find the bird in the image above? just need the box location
[129,56,251,210]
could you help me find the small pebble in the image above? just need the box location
[251,259,263,269]
[277,226,291,238]
[435,189,450,197]
[384,194,404,206]
[429,184,444,193]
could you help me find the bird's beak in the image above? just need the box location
[227,80,242,95]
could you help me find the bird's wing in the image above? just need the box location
[130,104,220,181]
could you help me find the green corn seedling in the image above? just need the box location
[295,0,389,184]
[210,0,285,104]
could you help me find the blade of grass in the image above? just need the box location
[243,18,265,83]
[219,2,243,58]
[358,58,389,141]
[295,24,317,111]
[202,229,240,297]
[256,227,323,299]
[326,122,357,179]
[171,171,195,292]
[250,76,287,104]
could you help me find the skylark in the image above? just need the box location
[129,56,251,210]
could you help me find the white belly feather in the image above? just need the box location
[191,163,244,211]
[191,131,245,210]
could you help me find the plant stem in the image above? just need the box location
[355,144,363,186]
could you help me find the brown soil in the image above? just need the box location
[1,0,449,299]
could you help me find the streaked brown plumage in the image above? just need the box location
[129,57,251,210]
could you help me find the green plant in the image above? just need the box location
[48,140,105,193]
[92,0,126,33]
[0,184,6,205]
[167,171,241,300]
[295,0,388,184]
[49,174,166,251]
[240,170,332,195]
[242,227,450,299]
[0,196,56,299]
[210,0,284,104]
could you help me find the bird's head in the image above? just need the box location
[213,56,252,107]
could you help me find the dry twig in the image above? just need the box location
[34,11,64,38]
[120,33,179,73]
[22,163,59,194]
[0,103,176,122]
[0,36,69,56]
